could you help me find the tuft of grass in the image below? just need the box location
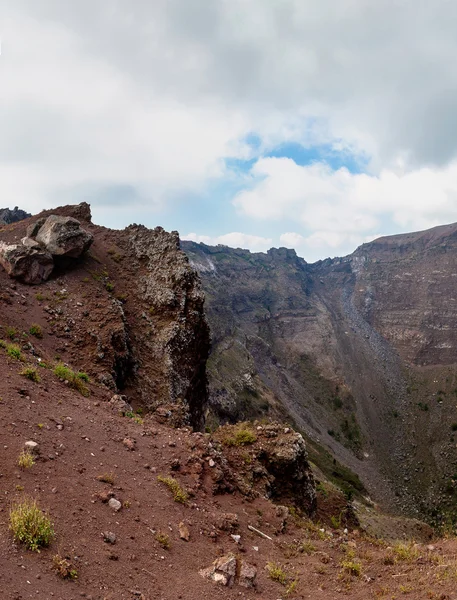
[6,326,18,340]
[340,559,362,576]
[392,541,419,562]
[52,554,78,579]
[18,450,35,470]
[0,339,6,348]
[223,424,257,446]
[35,293,44,301]
[7,344,22,360]
[155,532,171,549]
[125,411,144,425]
[53,363,89,396]
[20,367,40,383]
[266,562,288,585]
[105,282,115,292]
[157,475,188,504]
[29,324,43,338]
[9,497,54,551]
[97,473,115,485]
[299,540,316,555]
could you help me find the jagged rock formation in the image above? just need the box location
[0,206,31,225]
[182,224,457,523]
[210,422,316,514]
[0,204,210,429]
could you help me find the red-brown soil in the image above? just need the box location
[1,212,457,599]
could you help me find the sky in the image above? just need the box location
[2,1,457,262]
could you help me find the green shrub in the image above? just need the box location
[9,498,54,551]
[7,344,22,360]
[266,562,288,585]
[155,532,170,549]
[340,559,362,576]
[223,424,257,446]
[29,324,43,338]
[53,363,89,396]
[157,475,188,504]
[20,367,40,382]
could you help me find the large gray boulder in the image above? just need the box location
[0,240,53,284]
[35,215,93,258]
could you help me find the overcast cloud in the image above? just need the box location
[2,1,457,260]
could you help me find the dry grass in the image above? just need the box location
[18,450,35,470]
[157,475,188,504]
[9,497,54,551]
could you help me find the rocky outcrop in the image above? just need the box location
[34,215,93,258]
[0,239,53,284]
[0,206,31,225]
[199,553,257,588]
[0,215,93,284]
[123,225,210,429]
[210,422,316,514]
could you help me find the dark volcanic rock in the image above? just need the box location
[0,239,54,284]
[183,222,457,521]
[0,206,31,225]
[35,215,94,258]
[126,225,210,429]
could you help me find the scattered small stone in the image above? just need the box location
[208,458,216,468]
[103,531,117,544]
[108,498,122,512]
[199,553,237,587]
[178,522,190,541]
[123,438,135,451]
[24,441,39,454]
[239,562,257,588]
[231,534,241,544]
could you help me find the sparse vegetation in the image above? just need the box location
[6,326,18,340]
[125,411,144,425]
[340,559,362,576]
[9,498,54,551]
[97,472,115,485]
[392,541,419,562]
[18,450,35,469]
[155,532,171,549]
[29,324,43,338]
[53,363,89,396]
[222,423,257,446]
[157,475,188,504]
[20,367,40,382]
[266,561,288,585]
[52,554,78,579]
[7,344,22,360]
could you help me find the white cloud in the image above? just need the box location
[236,157,457,260]
[4,1,457,258]
[183,232,272,252]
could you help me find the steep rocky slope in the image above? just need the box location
[183,224,457,524]
[0,203,210,428]
[3,205,457,599]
